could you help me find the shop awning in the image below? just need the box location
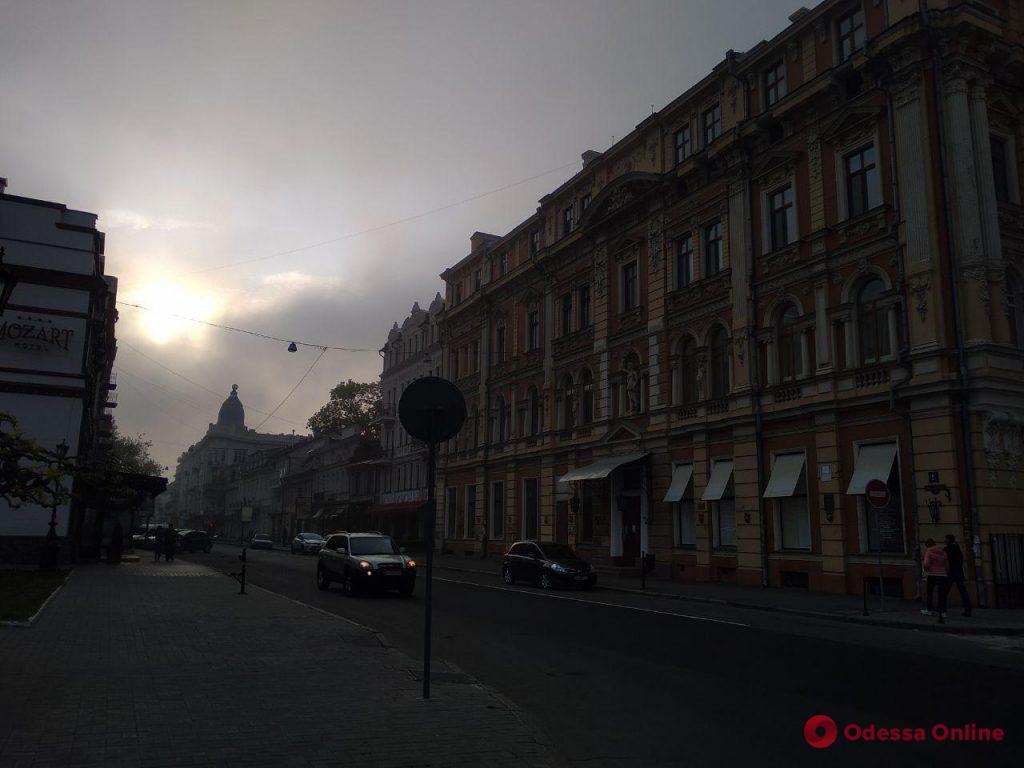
[763,452,806,498]
[558,452,647,483]
[846,443,897,495]
[367,501,423,516]
[663,464,694,502]
[701,460,734,501]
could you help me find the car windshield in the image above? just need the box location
[299,533,323,540]
[254,534,270,540]
[540,544,578,560]
[349,536,399,555]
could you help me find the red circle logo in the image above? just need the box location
[804,714,838,749]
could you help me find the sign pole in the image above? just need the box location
[422,409,436,700]
[865,478,891,612]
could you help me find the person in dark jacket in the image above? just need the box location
[107,520,123,564]
[944,534,972,617]
[153,526,165,563]
[164,524,177,562]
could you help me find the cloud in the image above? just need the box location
[101,208,217,233]
[261,271,343,290]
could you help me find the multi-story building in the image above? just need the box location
[369,294,445,544]
[0,178,120,564]
[435,0,1024,606]
[163,385,302,530]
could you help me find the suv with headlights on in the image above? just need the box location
[316,532,416,596]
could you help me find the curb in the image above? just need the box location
[432,563,1024,637]
[0,570,73,628]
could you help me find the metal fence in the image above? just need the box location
[991,533,1024,608]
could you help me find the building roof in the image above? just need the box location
[216,384,245,430]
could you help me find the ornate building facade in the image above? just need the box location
[434,0,1024,605]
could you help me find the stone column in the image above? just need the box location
[800,330,811,380]
[728,179,753,392]
[887,305,899,358]
[765,338,777,385]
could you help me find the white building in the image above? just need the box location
[0,179,118,564]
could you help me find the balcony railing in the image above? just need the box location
[707,398,730,415]
[855,368,890,389]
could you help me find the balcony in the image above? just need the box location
[855,368,890,389]
[706,398,730,416]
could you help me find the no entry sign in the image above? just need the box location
[865,478,890,509]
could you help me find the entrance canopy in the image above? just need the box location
[846,442,897,495]
[701,460,734,501]
[663,464,694,502]
[558,452,647,483]
[763,452,806,498]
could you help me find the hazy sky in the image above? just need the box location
[2,0,798,474]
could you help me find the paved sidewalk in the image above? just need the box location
[0,559,555,768]
[433,553,1024,635]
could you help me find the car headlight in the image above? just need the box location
[549,563,569,573]
[406,560,416,568]
[359,561,372,569]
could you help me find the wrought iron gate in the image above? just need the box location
[990,534,1024,608]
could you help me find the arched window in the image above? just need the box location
[528,386,541,436]
[857,278,889,364]
[675,337,699,404]
[709,327,730,398]
[578,369,594,424]
[1008,269,1024,349]
[777,304,801,381]
[560,374,576,429]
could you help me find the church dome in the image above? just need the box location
[216,384,245,430]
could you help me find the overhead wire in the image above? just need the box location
[254,347,328,431]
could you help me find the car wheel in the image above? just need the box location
[316,566,331,591]
[540,572,553,590]
[502,566,515,585]
[342,573,358,597]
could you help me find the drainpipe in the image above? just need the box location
[920,3,987,607]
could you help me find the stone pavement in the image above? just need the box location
[433,553,1024,635]
[0,559,555,768]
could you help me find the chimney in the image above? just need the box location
[788,7,810,22]
[0,178,7,195]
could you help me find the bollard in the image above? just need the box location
[230,547,247,594]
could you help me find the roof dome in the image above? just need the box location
[216,384,245,430]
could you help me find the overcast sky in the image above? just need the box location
[2,0,798,474]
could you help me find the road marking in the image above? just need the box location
[433,576,751,627]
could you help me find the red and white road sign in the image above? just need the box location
[865,478,890,509]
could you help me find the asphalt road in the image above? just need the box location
[189,546,1023,768]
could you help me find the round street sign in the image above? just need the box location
[865,478,890,509]
[398,376,466,444]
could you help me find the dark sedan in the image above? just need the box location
[502,541,596,590]
[177,529,212,553]
[249,532,274,550]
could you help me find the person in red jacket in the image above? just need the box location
[922,538,948,618]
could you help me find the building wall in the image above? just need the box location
[432,0,1024,604]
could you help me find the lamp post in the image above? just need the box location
[39,439,70,572]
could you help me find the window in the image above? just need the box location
[768,185,795,251]
[671,465,696,548]
[527,310,540,351]
[837,7,865,62]
[675,235,694,288]
[857,278,890,364]
[674,124,691,164]
[778,304,802,381]
[523,478,539,540]
[578,284,591,329]
[491,481,504,539]
[499,252,509,276]
[493,396,508,443]
[530,229,540,255]
[454,283,463,305]
[560,293,572,337]
[714,478,736,548]
[775,454,811,550]
[495,323,506,361]
[703,103,722,146]
[465,485,477,540]
[233,449,247,463]
[560,374,575,430]
[709,327,730,398]
[445,487,457,539]
[764,60,787,107]
[845,144,880,217]
[1008,269,1024,348]
[470,405,479,449]
[704,222,723,276]
[991,134,1011,203]
[474,269,482,291]
[677,337,699,404]
[859,444,904,553]
[472,340,480,372]
[581,193,592,213]
[578,368,594,425]
[528,386,541,436]
[562,205,574,237]
[622,261,639,312]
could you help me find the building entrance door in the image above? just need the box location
[555,500,568,544]
[621,498,641,564]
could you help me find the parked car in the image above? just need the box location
[291,532,325,554]
[316,532,415,596]
[177,529,212,553]
[131,524,163,550]
[502,541,596,590]
[249,532,274,550]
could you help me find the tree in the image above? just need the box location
[307,379,382,438]
[0,412,72,510]
[109,427,163,476]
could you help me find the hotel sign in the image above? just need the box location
[0,316,75,353]
[0,311,86,375]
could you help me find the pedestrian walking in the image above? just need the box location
[164,523,177,562]
[944,534,972,617]
[107,519,123,564]
[921,538,948,620]
[153,526,165,563]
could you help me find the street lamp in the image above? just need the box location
[0,246,19,314]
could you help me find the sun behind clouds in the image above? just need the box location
[127,282,219,344]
